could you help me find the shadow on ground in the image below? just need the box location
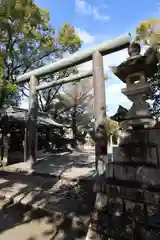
[6,152,96,179]
[33,153,96,178]
[0,171,96,240]
[0,202,89,240]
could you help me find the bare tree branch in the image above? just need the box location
[38,92,44,111]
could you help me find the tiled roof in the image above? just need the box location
[0,106,63,127]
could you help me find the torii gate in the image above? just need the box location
[16,33,131,240]
[16,34,131,168]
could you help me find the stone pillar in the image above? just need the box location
[85,51,107,240]
[27,76,38,166]
[23,111,27,162]
[1,115,10,166]
[2,134,10,166]
[92,50,107,175]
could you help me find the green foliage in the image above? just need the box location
[104,74,109,80]
[0,0,82,108]
[0,79,16,93]
[86,117,119,144]
[0,64,17,107]
[58,24,82,53]
[136,18,160,116]
[5,81,17,93]
[149,64,160,116]
[136,18,160,47]
[105,117,119,143]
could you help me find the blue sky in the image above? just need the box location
[30,0,159,115]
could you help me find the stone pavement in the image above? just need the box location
[0,199,89,240]
[3,152,96,180]
[0,204,63,240]
[0,152,96,239]
[0,171,95,213]
[0,171,95,239]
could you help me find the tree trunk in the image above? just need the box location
[71,108,77,147]
[0,89,6,108]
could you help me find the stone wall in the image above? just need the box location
[109,127,160,200]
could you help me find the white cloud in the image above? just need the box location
[93,6,110,21]
[75,28,95,44]
[76,27,109,47]
[75,0,90,14]
[105,50,131,115]
[155,2,160,16]
[106,82,128,105]
[77,48,128,73]
[106,81,132,116]
[75,0,109,21]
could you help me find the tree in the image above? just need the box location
[50,77,94,145]
[0,64,17,107]
[23,22,82,112]
[0,0,82,108]
[37,66,79,112]
[148,63,160,116]
[106,117,119,143]
[136,18,160,116]
[136,18,160,47]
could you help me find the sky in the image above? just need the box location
[22,0,160,116]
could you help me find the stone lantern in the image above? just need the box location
[110,42,158,129]
[105,42,160,238]
[109,41,159,164]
